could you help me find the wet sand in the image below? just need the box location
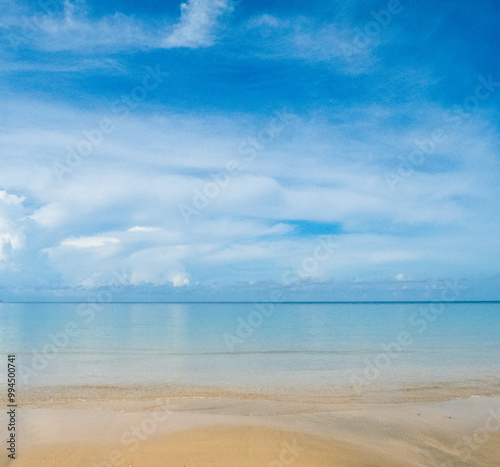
[2,387,500,466]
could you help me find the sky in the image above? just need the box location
[0,0,499,301]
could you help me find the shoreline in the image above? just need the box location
[5,381,500,407]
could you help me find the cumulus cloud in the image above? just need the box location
[121,246,190,287]
[0,190,26,265]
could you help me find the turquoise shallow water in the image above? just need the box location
[0,302,499,397]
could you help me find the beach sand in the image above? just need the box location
[9,425,414,467]
[2,386,500,466]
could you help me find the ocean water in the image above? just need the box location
[0,302,499,399]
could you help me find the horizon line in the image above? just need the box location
[1,300,499,304]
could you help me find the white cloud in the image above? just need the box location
[1,97,500,291]
[243,15,377,72]
[124,246,189,286]
[171,273,190,287]
[1,0,233,52]
[246,14,285,29]
[0,233,23,261]
[61,236,121,248]
[163,0,233,48]
[0,190,25,205]
[29,203,67,228]
[127,226,159,233]
[0,189,26,265]
[22,3,154,51]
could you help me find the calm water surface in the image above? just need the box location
[0,302,499,396]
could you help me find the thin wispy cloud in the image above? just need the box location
[1,0,233,52]
[2,1,152,51]
[163,0,234,48]
[244,14,377,70]
[60,236,121,248]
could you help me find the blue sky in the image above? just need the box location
[0,0,499,301]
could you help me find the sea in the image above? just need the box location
[0,302,499,400]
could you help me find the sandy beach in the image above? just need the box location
[2,301,499,466]
[3,386,500,466]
